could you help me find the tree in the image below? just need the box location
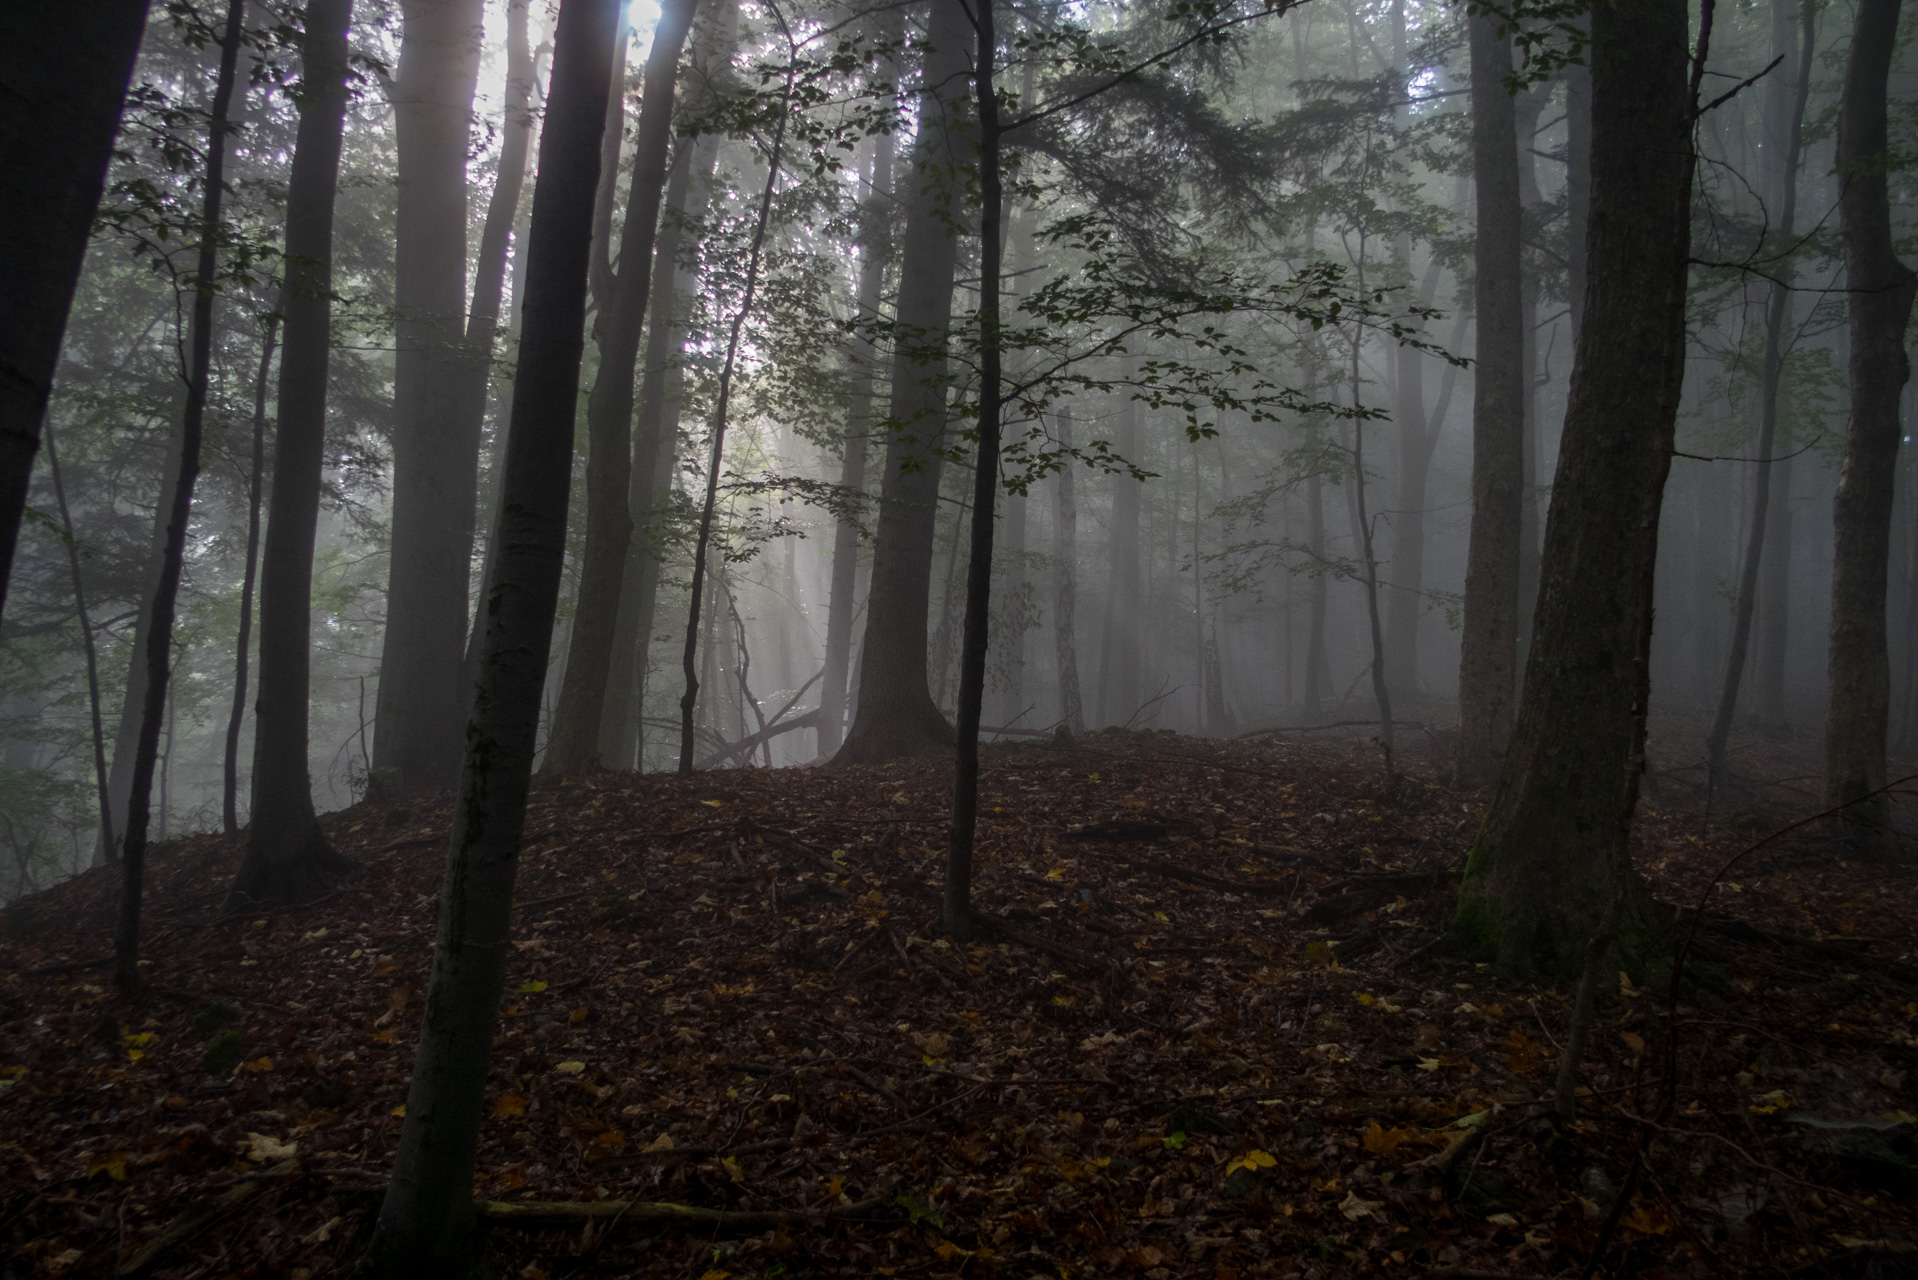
[1454,0,1697,979]
[360,0,619,1266]
[1823,0,1916,848]
[1097,387,1143,726]
[226,0,357,909]
[373,0,487,792]
[544,0,700,773]
[1052,407,1084,734]
[833,0,974,765]
[222,311,278,835]
[1453,9,1525,789]
[116,0,247,993]
[0,0,153,621]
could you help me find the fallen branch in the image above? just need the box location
[478,1194,893,1232]
[118,1160,299,1276]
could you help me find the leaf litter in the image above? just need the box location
[1,726,1915,1278]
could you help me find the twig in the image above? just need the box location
[478,1194,893,1231]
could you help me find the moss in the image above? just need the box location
[1451,831,1502,956]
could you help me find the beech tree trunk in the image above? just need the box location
[1706,0,1814,792]
[226,0,356,909]
[1053,408,1083,734]
[374,0,487,792]
[1302,472,1331,715]
[361,0,617,1266]
[832,0,973,765]
[1454,0,1695,980]
[1823,0,1917,846]
[116,0,247,993]
[1383,258,1448,702]
[1097,383,1142,725]
[1454,10,1525,789]
[0,0,152,620]
[222,312,278,835]
[544,0,699,773]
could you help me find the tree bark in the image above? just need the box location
[544,0,699,773]
[42,417,114,878]
[223,312,278,836]
[1454,10,1526,789]
[116,0,247,994]
[832,0,973,765]
[374,0,487,792]
[1097,381,1142,725]
[1383,258,1448,702]
[1302,471,1331,715]
[1706,0,1814,792]
[1823,0,1917,847]
[360,0,618,1266]
[0,0,152,622]
[226,0,357,909]
[1053,408,1083,734]
[1454,0,1695,980]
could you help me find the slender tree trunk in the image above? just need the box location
[1455,11,1526,788]
[1454,0,1695,980]
[1097,380,1142,726]
[223,312,278,836]
[545,0,699,773]
[115,0,247,995]
[677,45,795,773]
[1823,0,1917,847]
[43,417,114,869]
[1706,0,1814,793]
[1349,348,1395,769]
[1755,422,1794,722]
[374,0,487,792]
[820,127,894,756]
[833,0,973,764]
[1053,408,1083,734]
[361,0,617,1266]
[944,0,1000,940]
[1303,472,1331,715]
[1384,258,1444,701]
[0,0,152,620]
[226,0,356,908]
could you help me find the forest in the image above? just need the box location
[2,0,1918,1273]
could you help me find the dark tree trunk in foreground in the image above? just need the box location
[361,0,617,1267]
[1823,0,1917,846]
[1454,0,1695,980]
[374,0,486,792]
[227,0,356,909]
[1052,408,1083,734]
[116,0,247,994]
[820,128,895,756]
[1706,0,1814,794]
[223,313,278,836]
[833,0,972,765]
[1454,10,1525,789]
[0,0,151,621]
[544,0,699,773]
[944,0,1001,940]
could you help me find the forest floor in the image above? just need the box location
[4,725,1918,1280]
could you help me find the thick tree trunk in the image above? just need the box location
[1706,0,1814,791]
[226,0,356,909]
[116,0,247,994]
[832,0,973,765]
[820,129,894,757]
[1053,408,1084,734]
[360,0,617,1267]
[223,313,278,836]
[1454,0,1694,980]
[544,0,699,773]
[1823,0,1917,846]
[0,0,152,621]
[1097,383,1142,725]
[1454,11,1526,788]
[374,0,487,792]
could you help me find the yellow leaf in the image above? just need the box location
[1621,1031,1646,1054]
[495,1094,527,1118]
[391,1105,406,1117]
[644,1133,675,1152]
[1486,1212,1519,1227]
[556,1061,586,1074]
[518,980,548,994]
[1356,993,1375,1006]
[1417,1057,1442,1072]
[1749,1089,1790,1115]
[124,1032,157,1048]
[721,1156,745,1184]
[933,1241,973,1260]
[244,1056,275,1073]
[1622,1206,1671,1235]
[701,799,726,808]
[87,1151,128,1181]
[697,1271,730,1280]
[1045,867,1067,881]
[1225,1148,1277,1176]
[1362,1121,1408,1154]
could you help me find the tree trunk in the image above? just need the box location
[1823,0,1917,846]
[42,417,115,877]
[1053,408,1084,734]
[223,312,278,836]
[360,0,617,1266]
[1454,0,1694,980]
[544,0,699,773]
[1454,10,1526,789]
[374,0,487,792]
[0,0,152,621]
[820,127,894,756]
[226,0,356,909]
[1303,472,1331,715]
[1383,257,1446,702]
[832,0,972,765]
[1097,381,1142,726]
[1706,0,1814,792]
[115,0,247,995]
